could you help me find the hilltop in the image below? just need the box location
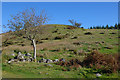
[2,24,119,78]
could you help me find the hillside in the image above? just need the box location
[2,24,119,78]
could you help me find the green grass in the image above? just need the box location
[2,24,119,78]
[2,62,119,78]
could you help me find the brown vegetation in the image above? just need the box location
[56,50,119,73]
[66,26,77,29]
[82,50,119,73]
[56,58,82,71]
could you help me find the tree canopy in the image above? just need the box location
[7,8,49,31]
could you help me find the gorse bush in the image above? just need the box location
[82,50,118,73]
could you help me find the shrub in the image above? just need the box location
[50,49,60,52]
[54,36,62,40]
[14,49,20,53]
[71,36,77,39]
[100,32,104,34]
[41,38,49,40]
[73,42,81,45]
[3,40,14,47]
[110,32,116,34]
[68,19,82,28]
[54,35,68,40]
[36,40,43,44]
[82,50,118,73]
[56,58,82,71]
[66,26,76,29]
[18,43,25,46]
[52,30,58,33]
[113,53,120,71]
[84,32,92,35]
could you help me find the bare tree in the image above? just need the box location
[7,8,49,62]
[68,19,82,28]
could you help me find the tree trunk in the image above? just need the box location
[32,39,37,62]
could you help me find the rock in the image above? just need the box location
[17,52,25,60]
[50,60,53,63]
[39,58,54,63]
[8,61,11,64]
[49,60,53,63]
[17,55,25,60]
[54,59,59,62]
[46,59,53,63]
[30,57,33,59]
[10,59,14,62]
[22,59,26,62]
[43,58,47,63]
[39,58,47,63]
[14,59,19,62]
[26,53,31,56]
[8,59,15,64]
[26,58,32,62]
[44,64,53,67]
[11,53,15,57]
[48,64,53,67]
[21,55,24,59]
[59,58,65,62]
[17,55,21,58]
[18,52,22,56]
[96,73,102,77]
[29,57,34,61]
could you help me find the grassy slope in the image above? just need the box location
[2,24,119,78]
